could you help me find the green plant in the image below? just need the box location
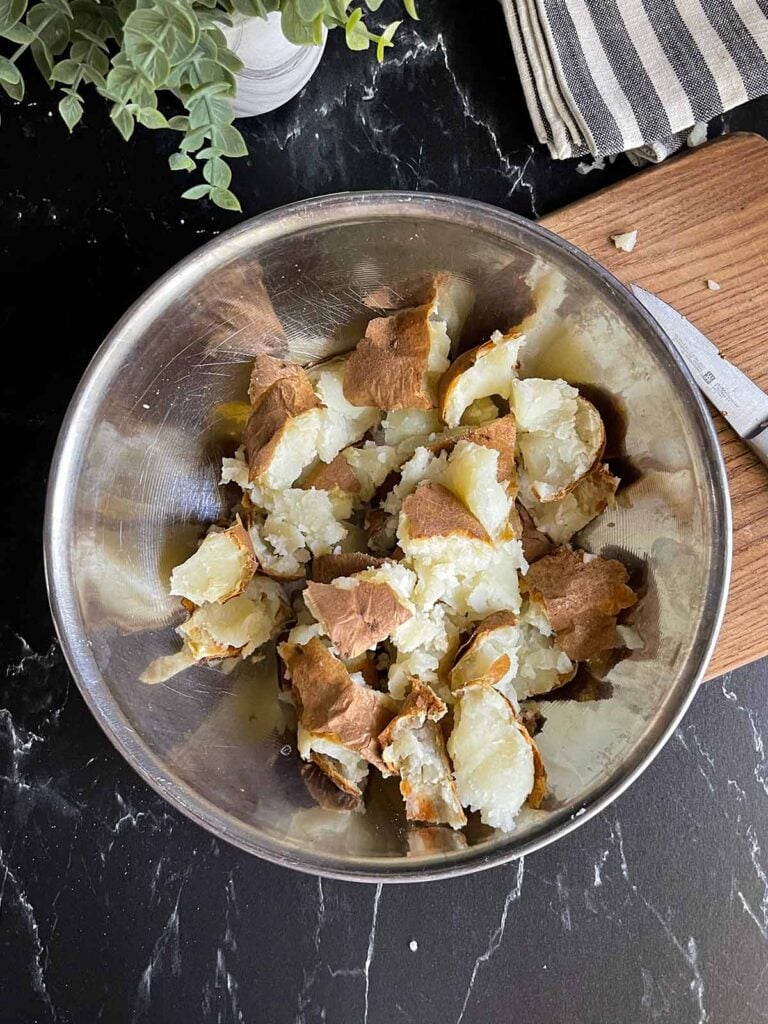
[0,0,418,210]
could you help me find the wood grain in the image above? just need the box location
[541,133,768,679]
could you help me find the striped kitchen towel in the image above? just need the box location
[501,0,768,162]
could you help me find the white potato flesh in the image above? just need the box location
[513,376,578,432]
[525,465,618,543]
[382,448,448,518]
[426,317,452,375]
[343,443,403,501]
[169,528,252,605]
[513,379,603,502]
[460,397,499,426]
[402,532,525,620]
[310,360,381,462]
[258,407,325,491]
[387,601,459,700]
[263,488,347,557]
[451,623,521,699]
[382,720,465,829]
[287,621,325,646]
[448,685,534,832]
[356,562,419,607]
[439,440,512,540]
[382,408,443,447]
[432,275,475,348]
[220,447,250,490]
[248,517,308,579]
[140,648,197,684]
[514,623,574,698]
[442,333,524,429]
[178,577,287,660]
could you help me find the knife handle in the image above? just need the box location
[746,426,768,470]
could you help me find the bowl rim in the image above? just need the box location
[44,190,732,883]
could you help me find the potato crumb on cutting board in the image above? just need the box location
[610,230,638,253]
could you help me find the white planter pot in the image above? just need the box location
[222,12,327,119]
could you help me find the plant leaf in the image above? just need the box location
[214,42,242,74]
[50,56,78,81]
[59,90,82,129]
[188,89,234,130]
[45,0,73,19]
[0,73,24,99]
[0,0,26,35]
[2,21,33,42]
[296,0,325,18]
[105,62,154,106]
[169,150,195,171]
[209,123,246,157]
[281,0,317,45]
[375,19,399,61]
[202,154,231,187]
[109,102,134,139]
[136,105,168,128]
[364,0,383,9]
[345,15,369,51]
[79,64,105,86]
[179,125,207,150]
[0,55,23,99]
[0,54,22,83]
[181,183,211,200]
[30,39,54,79]
[27,4,71,55]
[122,8,172,86]
[210,186,241,211]
[167,114,189,130]
[403,0,417,17]
[74,27,107,47]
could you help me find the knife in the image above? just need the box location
[631,284,768,469]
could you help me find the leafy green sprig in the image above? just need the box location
[0,0,418,210]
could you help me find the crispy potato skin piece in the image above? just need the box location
[401,483,491,543]
[525,547,637,660]
[304,579,412,660]
[343,304,435,410]
[244,375,322,483]
[302,454,362,495]
[515,501,554,563]
[248,354,308,407]
[302,753,364,812]
[312,552,389,584]
[280,637,394,772]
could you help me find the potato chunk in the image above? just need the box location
[448,685,545,831]
[512,379,605,502]
[280,637,395,773]
[169,519,255,605]
[380,680,466,829]
[438,330,525,428]
[525,547,637,660]
[523,463,619,543]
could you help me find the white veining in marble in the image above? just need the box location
[456,858,526,1024]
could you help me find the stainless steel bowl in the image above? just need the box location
[44,192,730,882]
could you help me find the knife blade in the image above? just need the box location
[631,285,768,450]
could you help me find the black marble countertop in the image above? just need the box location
[3,2,768,1021]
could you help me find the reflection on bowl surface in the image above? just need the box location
[45,193,730,881]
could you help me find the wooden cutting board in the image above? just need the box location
[541,132,768,679]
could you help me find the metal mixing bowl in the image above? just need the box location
[44,193,730,882]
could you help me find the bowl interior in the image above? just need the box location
[47,194,728,880]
